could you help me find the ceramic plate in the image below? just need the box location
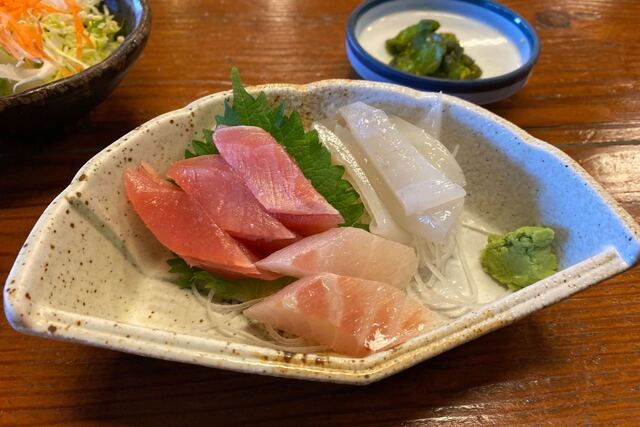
[4,80,640,384]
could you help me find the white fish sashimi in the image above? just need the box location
[244,272,439,357]
[390,115,466,187]
[256,227,418,288]
[313,122,411,244]
[334,123,463,243]
[338,102,465,216]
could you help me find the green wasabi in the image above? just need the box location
[480,226,558,291]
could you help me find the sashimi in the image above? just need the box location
[214,125,343,235]
[244,272,440,357]
[420,92,443,139]
[338,102,465,216]
[166,155,297,251]
[334,124,462,243]
[269,213,341,236]
[313,122,411,244]
[123,163,276,279]
[390,115,466,187]
[256,227,418,288]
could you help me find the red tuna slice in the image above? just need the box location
[244,272,439,357]
[166,155,298,252]
[237,236,300,258]
[270,213,344,237]
[214,126,343,235]
[256,227,418,288]
[123,163,277,280]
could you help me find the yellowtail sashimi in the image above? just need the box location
[244,272,440,357]
[256,227,418,288]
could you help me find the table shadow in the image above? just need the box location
[0,99,139,210]
[67,318,552,426]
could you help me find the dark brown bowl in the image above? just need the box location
[0,0,150,135]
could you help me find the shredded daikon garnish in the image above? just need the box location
[190,286,327,353]
[408,225,481,317]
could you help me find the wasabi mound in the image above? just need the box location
[481,226,558,290]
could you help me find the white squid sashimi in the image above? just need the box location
[390,115,466,187]
[338,102,465,216]
[334,123,464,243]
[411,198,464,241]
[313,123,411,243]
[420,92,443,139]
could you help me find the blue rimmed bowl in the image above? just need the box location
[346,0,540,104]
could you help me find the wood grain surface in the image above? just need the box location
[1,0,639,425]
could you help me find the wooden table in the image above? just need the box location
[1,0,639,425]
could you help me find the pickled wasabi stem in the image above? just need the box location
[334,123,463,243]
[390,115,466,187]
[338,102,465,216]
[313,122,411,244]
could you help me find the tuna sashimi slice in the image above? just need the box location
[256,227,418,288]
[270,213,341,236]
[214,125,343,235]
[123,163,276,279]
[244,273,439,357]
[166,156,297,248]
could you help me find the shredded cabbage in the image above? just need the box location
[0,0,124,96]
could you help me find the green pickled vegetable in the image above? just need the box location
[385,19,440,55]
[480,226,559,291]
[385,19,482,80]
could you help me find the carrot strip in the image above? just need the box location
[0,0,92,62]
[63,0,89,59]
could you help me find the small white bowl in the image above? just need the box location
[346,0,540,104]
[4,80,640,384]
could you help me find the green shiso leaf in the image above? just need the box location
[185,128,218,158]
[167,257,294,302]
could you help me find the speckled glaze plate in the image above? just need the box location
[5,81,640,384]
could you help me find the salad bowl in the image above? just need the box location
[0,0,150,135]
[4,80,640,384]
